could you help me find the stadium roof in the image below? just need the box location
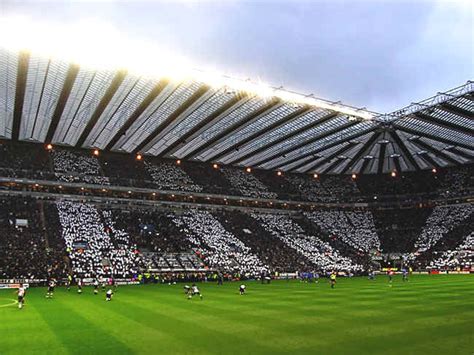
[0,47,472,175]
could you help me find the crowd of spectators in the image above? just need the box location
[286,175,360,203]
[144,161,203,192]
[172,209,268,274]
[414,204,474,252]
[430,232,473,269]
[111,209,192,253]
[0,140,472,277]
[56,201,141,278]
[438,166,473,197]
[220,167,278,199]
[106,208,207,270]
[0,197,64,279]
[250,213,362,272]
[0,141,52,179]
[371,208,433,253]
[217,210,312,272]
[304,211,380,252]
[0,141,471,204]
[52,150,110,185]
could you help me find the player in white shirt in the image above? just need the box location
[17,284,26,309]
[239,284,246,295]
[188,284,203,300]
[77,278,83,294]
[93,279,99,295]
[106,289,113,301]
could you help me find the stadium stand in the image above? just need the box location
[250,213,362,272]
[52,149,110,185]
[220,167,278,199]
[56,201,141,278]
[304,210,380,252]
[430,232,473,269]
[0,140,471,279]
[144,161,203,192]
[172,209,268,274]
[371,208,433,253]
[216,210,312,272]
[0,197,64,279]
[414,204,474,252]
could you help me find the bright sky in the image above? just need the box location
[0,0,472,113]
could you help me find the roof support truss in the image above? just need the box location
[183,99,281,160]
[251,120,361,167]
[439,102,474,121]
[104,79,169,151]
[394,124,473,151]
[411,138,462,166]
[388,129,421,171]
[45,64,80,143]
[75,70,127,148]
[273,126,377,170]
[377,142,387,174]
[160,94,247,158]
[450,147,474,161]
[207,106,312,163]
[12,52,29,141]
[417,152,440,168]
[340,130,381,174]
[300,142,357,173]
[229,112,340,165]
[412,111,474,135]
[133,85,211,154]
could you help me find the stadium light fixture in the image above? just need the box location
[0,15,375,120]
[245,167,252,173]
[136,153,143,161]
[277,171,283,176]
[391,171,397,178]
[351,173,357,180]
[46,143,53,151]
[212,163,219,169]
[313,173,319,179]
[93,149,100,156]
[176,159,181,165]
[432,167,437,174]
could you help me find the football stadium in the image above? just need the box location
[0,2,473,354]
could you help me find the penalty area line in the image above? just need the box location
[0,299,18,308]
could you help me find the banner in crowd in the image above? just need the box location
[0,283,29,289]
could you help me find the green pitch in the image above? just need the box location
[0,275,473,355]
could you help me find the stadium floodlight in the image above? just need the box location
[0,15,374,120]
